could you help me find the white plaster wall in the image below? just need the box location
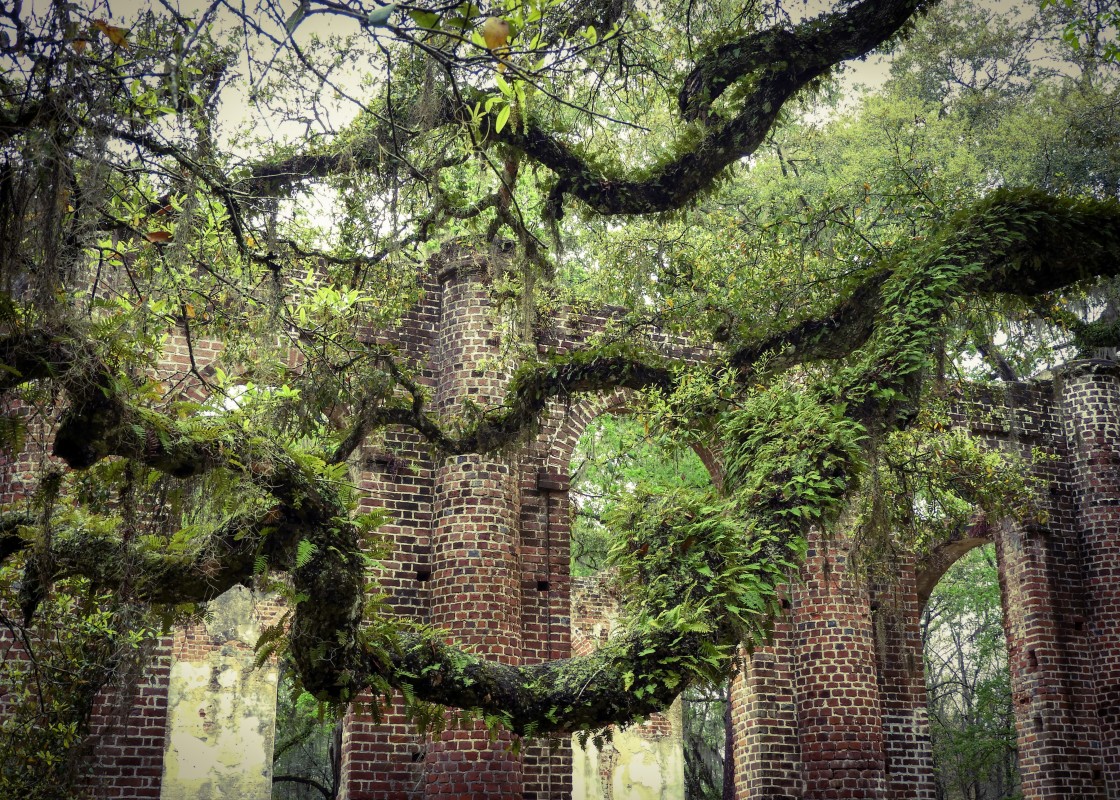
[160,586,279,800]
[572,698,686,800]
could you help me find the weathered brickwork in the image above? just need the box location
[730,602,802,799]
[794,534,888,798]
[1053,364,1119,794]
[4,252,1120,799]
[943,373,1111,799]
[82,639,174,800]
[871,570,934,798]
[729,537,933,800]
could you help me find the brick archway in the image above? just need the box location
[6,254,1120,800]
[543,391,727,800]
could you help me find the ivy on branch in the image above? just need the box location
[0,189,1118,733]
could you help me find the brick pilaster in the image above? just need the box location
[1057,360,1120,795]
[424,250,523,799]
[730,611,802,799]
[793,530,887,799]
[870,574,935,799]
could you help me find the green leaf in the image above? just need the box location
[409,9,440,29]
[284,1,308,34]
[295,539,318,569]
[366,3,397,27]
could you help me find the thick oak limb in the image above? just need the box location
[245,0,628,196]
[677,0,933,122]
[0,326,97,393]
[0,329,220,475]
[968,193,1120,296]
[384,626,719,737]
[450,355,675,453]
[1,501,367,700]
[729,273,889,377]
[5,193,1118,474]
[499,0,934,217]
[0,331,370,695]
[730,190,1120,384]
[13,513,283,604]
[243,0,932,217]
[249,147,415,196]
[334,192,1120,459]
[331,353,676,463]
[828,190,1120,429]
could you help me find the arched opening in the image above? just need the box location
[568,412,712,576]
[921,541,1020,800]
[566,411,726,800]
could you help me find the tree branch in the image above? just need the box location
[498,0,936,217]
[1,189,1117,725]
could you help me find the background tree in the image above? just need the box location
[569,415,727,798]
[0,0,1118,792]
[681,683,730,800]
[923,546,1019,800]
[271,668,343,800]
[570,414,711,576]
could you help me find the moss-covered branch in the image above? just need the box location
[384,626,718,736]
[729,190,1120,386]
[7,511,280,604]
[332,350,676,463]
[500,0,934,217]
[242,0,933,219]
[4,190,1116,474]
[2,188,1118,733]
[330,190,1120,462]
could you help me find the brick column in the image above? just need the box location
[730,610,803,799]
[870,575,935,799]
[85,637,173,799]
[520,471,573,800]
[792,530,887,799]
[424,250,522,799]
[996,515,1104,798]
[1058,359,1120,795]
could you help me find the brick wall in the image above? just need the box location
[80,638,174,799]
[5,249,1120,799]
[1054,363,1119,794]
[946,373,1109,799]
[334,248,707,800]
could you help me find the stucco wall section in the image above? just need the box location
[570,575,684,800]
[160,585,280,800]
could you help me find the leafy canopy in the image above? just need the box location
[0,0,1118,783]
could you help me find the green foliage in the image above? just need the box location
[271,667,342,800]
[858,401,1044,564]
[1042,0,1119,67]
[721,387,865,521]
[682,683,728,800]
[611,485,792,656]
[0,0,1118,752]
[569,414,710,575]
[0,577,157,800]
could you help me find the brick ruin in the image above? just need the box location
[3,248,1119,798]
